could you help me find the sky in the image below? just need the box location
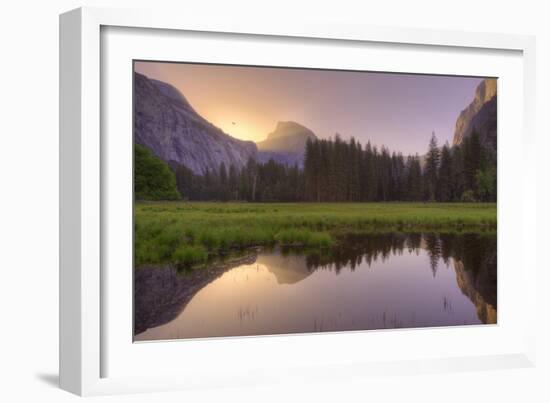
[135,61,484,155]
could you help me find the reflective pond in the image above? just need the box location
[134,232,496,341]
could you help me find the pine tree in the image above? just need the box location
[304,138,321,201]
[450,145,465,201]
[424,131,440,201]
[175,163,195,200]
[379,147,391,201]
[363,142,377,201]
[392,153,406,201]
[348,137,361,201]
[228,164,238,200]
[218,162,228,201]
[320,139,331,201]
[406,155,423,201]
[438,143,452,202]
[463,128,482,193]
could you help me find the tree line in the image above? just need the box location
[174,130,495,203]
[303,130,496,202]
[174,158,304,202]
[137,130,496,203]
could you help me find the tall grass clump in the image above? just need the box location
[171,244,208,267]
[275,229,332,248]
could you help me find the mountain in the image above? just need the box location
[452,78,497,149]
[134,72,257,175]
[256,121,317,167]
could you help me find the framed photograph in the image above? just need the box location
[60,7,537,396]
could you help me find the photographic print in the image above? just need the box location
[133,61,497,341]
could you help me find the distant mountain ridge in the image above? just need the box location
[134,72,257,175]
[257,121,317,167]
[453,78,497,149]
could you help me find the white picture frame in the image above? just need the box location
[60,6,537,396]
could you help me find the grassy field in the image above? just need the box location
[134,202,496,267]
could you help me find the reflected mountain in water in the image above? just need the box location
[134,232,496,338]
[259,253,314,284]
[454,260,497,324]
[134,255,256,334]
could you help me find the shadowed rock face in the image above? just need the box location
[134,255,258,335]
[134,72,257,174]
[453,78,497,148]
[257,121,317,167]
[133,252,315,335]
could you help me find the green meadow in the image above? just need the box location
[134,202,496,267]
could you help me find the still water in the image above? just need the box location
[134,233,496,341]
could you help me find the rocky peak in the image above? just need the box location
[452,78,497,148]
[256,121,317,167]
[473,78,497,107]
[265,121,316,141]
[257,121,317,152]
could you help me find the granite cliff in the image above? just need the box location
[134,72,257,175]
[452,78,497,149]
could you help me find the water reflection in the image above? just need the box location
[134,232,496,341]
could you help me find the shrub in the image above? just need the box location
[134,144,180,200]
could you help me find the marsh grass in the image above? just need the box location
[134,202,496,267]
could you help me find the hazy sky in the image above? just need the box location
[135,61,484,155]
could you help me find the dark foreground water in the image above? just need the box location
[134,233,496,341]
